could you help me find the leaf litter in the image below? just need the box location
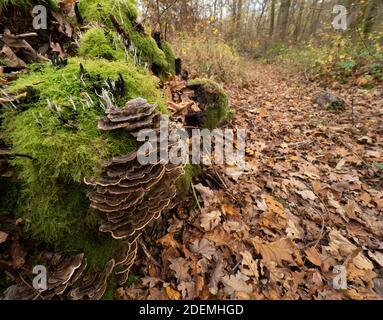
[119,63,382,300]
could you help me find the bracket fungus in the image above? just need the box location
[82,97,186,287]
[98,98,162,135]
[68,259,115,300]
[3,253,87,300]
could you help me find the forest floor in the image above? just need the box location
[120,63,383,300]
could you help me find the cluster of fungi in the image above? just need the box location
[4,99,186,300]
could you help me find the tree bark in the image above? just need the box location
[269,0,276,38]
[363,0,381,35]
[277,0,292,41]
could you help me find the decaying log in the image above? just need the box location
[110,14,132,48]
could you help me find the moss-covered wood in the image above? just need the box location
[0,0,176,273]
[186,78,230,130]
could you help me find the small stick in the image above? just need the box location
[191,183,202,211]
[138,238,161,268]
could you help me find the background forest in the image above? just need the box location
[140,0,382,86]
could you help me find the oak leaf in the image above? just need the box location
[169,257,191,282]
[252,237,302,266]
[221,272,253,295]
[190,238,216,260]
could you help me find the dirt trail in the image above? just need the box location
[121,63,383,300]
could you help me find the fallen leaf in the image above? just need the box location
[326,230,374,270]
[221,272,253,295]
[266,196,284,215]
[178,281,196,300]
[222,204,239,216]
[252,237,302,266]
[190,238,216,260]
[194,183,217,207]
[157,233,181,249]
[165,285,181,300]
[0,231,8,244]
[200,210,221,231]
[148,287,168,300]
[169,257,191,282]
[209,256,225,295]
[360,192,372,206]
[304,246,322,267]
[368,251,383,268]
[11,237,26,269]
[240,251,259,279]
[296,190,317,201]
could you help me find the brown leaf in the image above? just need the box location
[169,257,191,282]
[240,251,259,279]
[194,183,217,207]
[200,209,221,231]
[296,190,317,201]
[222,204,240,216]
[0,45,27,69]
[52,11,73,38]
[368,251,383,268]
[148,287,168,300]
[0,231,8,244]
[209,256,225,295]
[178,281,196,300]
[326,230,373,270]
[221,272,253,295]
[252,237,302,266]
[165,285,181,300]
[266,196,284,215]
[157,233,181,249]
[190,238,215,260]
[304,246,322,267]
[360,192,372,206]
[1,29,48,63]
[11,237,26,269]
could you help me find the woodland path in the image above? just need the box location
[120,63,383,300]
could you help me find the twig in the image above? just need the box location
[18,273,45,300]
[213,167,228,189]
[0,150,36,160]
[13,32,38,39]
[138,238,161,268]
[191,183,202,211]
[335,135,379,176]
[351,97,355,127]
[301,182,329,249]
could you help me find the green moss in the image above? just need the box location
[78,0,171,78]
[129,30,168,71]
[78,28,125,61]
[78,0,138,27]
[176,164,201,196]
[0,176,20,214]
[0,0,58,12]
[7,57,167,112]
[187,78,230,130]
[161,41,176,75]
[102,275,118,300]
[1,57,168,264]
[0,0,31,11]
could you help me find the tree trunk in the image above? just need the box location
[309,0,324,36]
[363,0,380,35]
[269,0,276,38]
[293,0,305,42]
[277,0,292,41]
